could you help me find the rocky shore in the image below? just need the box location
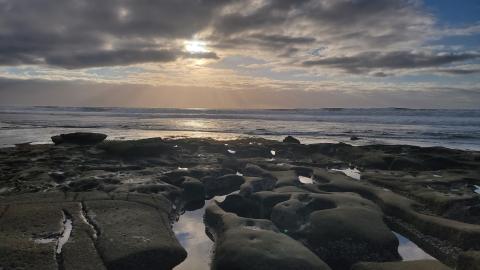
[1,132,479,270]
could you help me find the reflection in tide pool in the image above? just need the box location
[173,200,213,270]
[173,195,232,270]
[394,232,436,261]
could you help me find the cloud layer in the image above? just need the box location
[0,0,230,68]
[1,0,477,69]
[0,0,479,108]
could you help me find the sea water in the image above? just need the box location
[1,106,479,150]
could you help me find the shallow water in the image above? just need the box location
[393,232,436,261]
[173,206,213,270]
[2,106,480,150]
[173,196,229,270]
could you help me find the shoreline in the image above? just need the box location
[1,133,479,270]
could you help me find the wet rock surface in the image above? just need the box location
[0,136,479,269]
[51,132,107,145]
[351,260,452,270]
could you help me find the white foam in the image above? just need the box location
[331,168,361,180]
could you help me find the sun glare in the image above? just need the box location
[184,40,208,53]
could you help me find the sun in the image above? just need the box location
[184,40,208,54]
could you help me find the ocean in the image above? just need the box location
[1,106,480,150]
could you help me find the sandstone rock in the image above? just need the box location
[98,138,172,157]
[203,174,245,196]
[204,202,331,270]
[351,260,452,270]
[457,251,480,270]
[269,192,400,269]
[84,200,186,270]
[181,176,205,202]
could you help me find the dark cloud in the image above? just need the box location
[46,49,178,69]
[435,69,480,75]
[0,0,477,73]
[302,51,480,73]
[0,0,232,68]
[249,34,316,45]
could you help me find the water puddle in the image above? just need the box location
[331,168,361,180]
[33,211,73,255]
[173,190,241,270]
[393,232,436,261]
[173,198,217,270]
[57,216,73,254]
[298,175,314,184]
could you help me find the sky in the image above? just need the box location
[0,0,479,109]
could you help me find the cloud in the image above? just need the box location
[0,0,478,84]
[0,0,232,68]
[210,0,434,52]
[434,68,480,75]
[46,49,179,69]
[302,51,480,74]
[1,77,479,109]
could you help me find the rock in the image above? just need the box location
[181,176,205,202]
[270,170,300,187]
[219,194,262,218]
[4,136,480,269]
[49,171,67,182]
[269,192,400,269]
[457,251,480,270]
[0,203,66,270]
[0,193,183,270]
[350,136,360,141]
[351,260,452,270]
[67,178,100,192]
[203,174,245,196]
[239,176,276,196]
[306,207,400,269]
[243,164,272,177]
[204,202,331,270]
[283,136,301,144]
[51,132,107,145]
[84,200,186,270]
[98,138,171,157]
